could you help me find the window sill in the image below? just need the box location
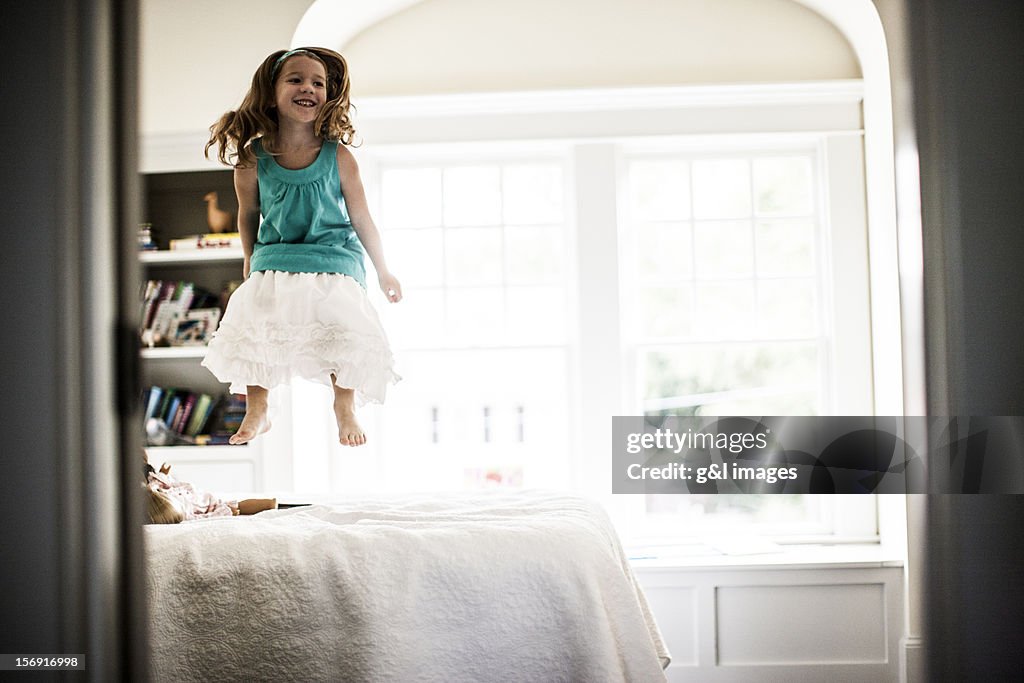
[627,542,903,571]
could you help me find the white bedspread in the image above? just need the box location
[145,490,670,682]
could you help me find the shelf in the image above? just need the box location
[141,346,208,360]
[140,248,243,264]
[145,444,248,458]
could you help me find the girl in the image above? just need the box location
[202,47,401,447]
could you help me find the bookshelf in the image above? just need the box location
[141,169,263,492]
[140,248,244,264]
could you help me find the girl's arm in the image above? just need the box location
[234,163,260,279]
[337,145,402,303]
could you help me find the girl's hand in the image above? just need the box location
[379,272,402,303]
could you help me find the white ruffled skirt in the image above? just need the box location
[201,271,399,406]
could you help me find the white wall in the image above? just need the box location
[140,0,315,135]
[140,0,859,135]
[341,0,861,96]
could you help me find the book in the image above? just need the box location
[163,394,182,429]
[139,280,164,332]
[149,300,185,339]
[173,393,197,433]
[169,236,202,250]
[199,232,242,249]
[143,386,164,421]
[156,387,177,423]
[184,394,214,437]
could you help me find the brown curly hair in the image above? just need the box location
[205,47,357,167]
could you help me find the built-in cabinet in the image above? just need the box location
[140,170,263,494]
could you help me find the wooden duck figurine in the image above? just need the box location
[204,191,235,233]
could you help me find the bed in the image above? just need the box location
[145,490,670,682]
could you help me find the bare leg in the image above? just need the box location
[229,385,272,445]
[331,375,366,446]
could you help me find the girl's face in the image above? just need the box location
[273,55,328,124]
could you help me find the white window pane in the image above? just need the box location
[386,227,443,287]
[694,220,754,278]
[757,279,817,338]
[629,160,691,221]
[381,168,441,228]
[506,286,567,344]
[445,227,503,285]
[505,225,564,284]
[503,164,563,224]
[446,287,504,343]
[378,349,571,491]
[694,282,756,338]
[693,389,819,416]
[642,342,819,410]
[443,166,501,226]
[636,223,692,281]
[638,285,694,339]
[379,287,444,348]
[754,156,814,216]
[756,220,817,277]
[692,159,751,219]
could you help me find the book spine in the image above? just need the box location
[144,386,164,421]
[174,393,197,434]
[163,394,181,428]
[184,394,212,437]
[156,388,176,424]
[141,280,163,332]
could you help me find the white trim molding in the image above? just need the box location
[143,80,864,173]
[353,80,865,119]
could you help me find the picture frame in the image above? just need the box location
[171,307,221,346]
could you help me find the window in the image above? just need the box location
[368,152,574,492]
[616,138,875,541]
[625,152,824,416]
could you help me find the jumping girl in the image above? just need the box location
[202,47,401,447]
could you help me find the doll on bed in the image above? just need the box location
[144,457,277,524]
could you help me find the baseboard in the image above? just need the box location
[900,636,925,683]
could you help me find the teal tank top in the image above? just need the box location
[249,138,366,287]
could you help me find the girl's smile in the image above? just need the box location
[274,55,327,120]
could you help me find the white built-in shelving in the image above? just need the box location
[140,167,261,492]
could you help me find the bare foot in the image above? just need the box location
[229,407,271,445]
[334,402,366,446]
[331,380,366,447]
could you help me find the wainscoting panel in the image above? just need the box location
[716,583,887,664]
[634,562,903,683]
